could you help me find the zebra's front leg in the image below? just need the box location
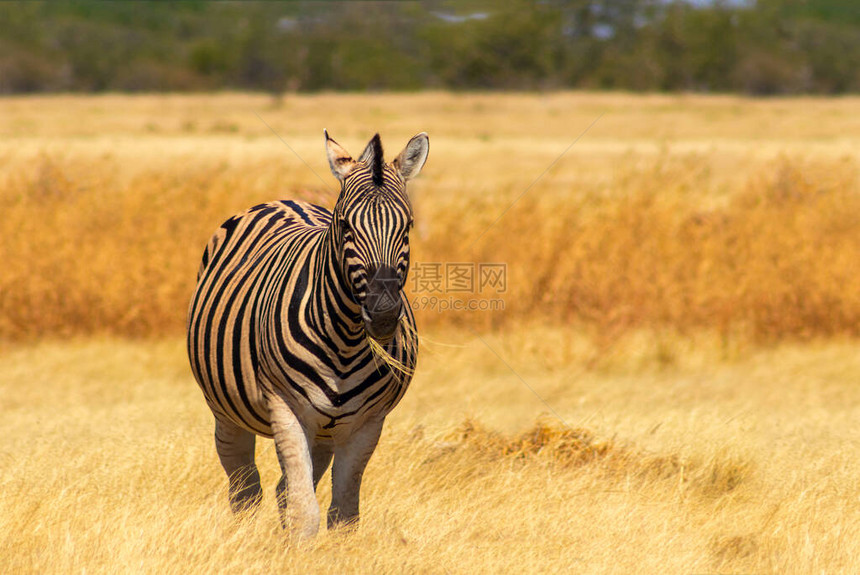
[268,398,320,538]
[275,441,332,520]
[214,418,262,514]
[328,418,384,529]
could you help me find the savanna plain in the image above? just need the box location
[1,92,860,574]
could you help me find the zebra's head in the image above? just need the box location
[325,130,429,343]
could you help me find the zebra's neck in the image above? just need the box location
[306,223,365,350]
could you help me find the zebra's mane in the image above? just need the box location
[358,133,385,187]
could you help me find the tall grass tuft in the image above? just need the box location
[2,153,859,342]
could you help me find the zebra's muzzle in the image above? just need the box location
[361,265,402,343]
[361,300,402,344]
[361,286,402,344]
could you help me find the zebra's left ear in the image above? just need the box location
[393,132,429,182]
[324,129,356,181]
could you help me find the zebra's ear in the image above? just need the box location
[393,132,429,182]
[324,129,356,181]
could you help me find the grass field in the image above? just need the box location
[1,93,860,573]
[2,334,859,573]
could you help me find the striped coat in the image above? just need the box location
[187,131,428,536]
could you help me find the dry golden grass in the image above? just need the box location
[2,93,860,572]
[1,332,859,573]
[2,93,860,340]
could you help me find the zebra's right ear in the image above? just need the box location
[324,129,356,181]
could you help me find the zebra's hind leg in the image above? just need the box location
[328,418,384,529]
[311,442,334,490]
[214,418,262,514]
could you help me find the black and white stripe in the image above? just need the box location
[187,131,428,536]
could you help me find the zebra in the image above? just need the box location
[187,131,429,538]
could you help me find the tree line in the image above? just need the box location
[1,1,858,95]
